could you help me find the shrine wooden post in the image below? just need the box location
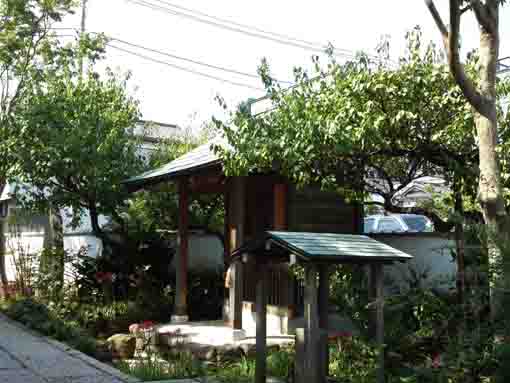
[173,177,189,322]
[374,263,385,383]
[255,261,268,383]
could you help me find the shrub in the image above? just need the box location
[211,350,294,383]
[329,336,378,383]
[4,298,97,356]
[267,348,294,378]
[213,356,255,383]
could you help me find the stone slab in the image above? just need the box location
[0,349,23,370]
[20,351,105,379]
[0,313,139,383]
[0,369,46,383]
[46,376,126,383]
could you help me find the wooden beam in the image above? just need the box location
[255,263,267,383]
[174,177,189,320]
[353,201,363,234]
[230,176,246,329]
[304,265,324,383]
[191,183,226,194]
[224,186,230,258]
[273,183,295,320]
[273,183,287,230]
[230,259,243,329]
[368,264,377,339]
[374,263,385,383]
[318,265,330,377]
[189,174,225,194]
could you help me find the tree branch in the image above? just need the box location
[470,0,494,34]
[425,0,449,42]
[425,0,484,112]
[460,4,472,15]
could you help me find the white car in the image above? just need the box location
[364,214,433,233]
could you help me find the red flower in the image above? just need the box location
[141,320,155,329]
[103,272,113,282]
[95,271,113,283]
[431,352,442,368]
[95,271,106,283]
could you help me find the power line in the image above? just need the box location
[149,0,357,56]
[106,43,266,91]
[54,28,293,85]
[124,0,358,59]
[105,35,293,84]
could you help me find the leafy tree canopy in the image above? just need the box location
[0,0,79,175]
[125,128,225,237]
[215,27,510,231]
[9,36,144,234]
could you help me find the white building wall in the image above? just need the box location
[170,232,224,275]
[371,233,457,293]
[3,232,103,282]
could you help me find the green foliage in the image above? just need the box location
[71,237,175,305]
[35,247,69,302]
[117,359,171,381]
[214,356,255,383]
[329,264,369,330]
[493,343,510,383]
[125,132,225,235]
[329,338,378,383]
[117,351,204,381]
[266,348,294,378]
[211,350,294,383]
[10,51,143,231]
[214,27,510,222]
[0,1,88,178]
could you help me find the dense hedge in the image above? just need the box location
[4,298,97,356]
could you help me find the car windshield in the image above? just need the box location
[364,218,376,233]
[377,217,404,232]
[401,215,428,231]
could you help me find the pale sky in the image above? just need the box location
[60,0,510,130]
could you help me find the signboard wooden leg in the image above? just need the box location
[255,264,267,383]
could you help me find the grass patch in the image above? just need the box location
[117,348,294,382]
[211,349,294,383]
[116,352,205,381]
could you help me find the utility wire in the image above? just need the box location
[105,35,293,84]
[53,28,292,85]
[149,0,357,56]
[124,0,358,59]
[106,43,266,91]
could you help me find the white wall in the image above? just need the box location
[371,233,457,293]
[170,232,224,275]
[4,230,224,282]
[4,231,103,282]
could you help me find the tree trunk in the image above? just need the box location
[476,21,510,314]
[49,205,65,286]
[454,176,466,307]
[427,0,509,282]
[89,202,102,236]
[476,22,507,237]
[0,228,10,299]
[41,204,65,289]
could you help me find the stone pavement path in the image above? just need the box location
[0,313,138,383]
